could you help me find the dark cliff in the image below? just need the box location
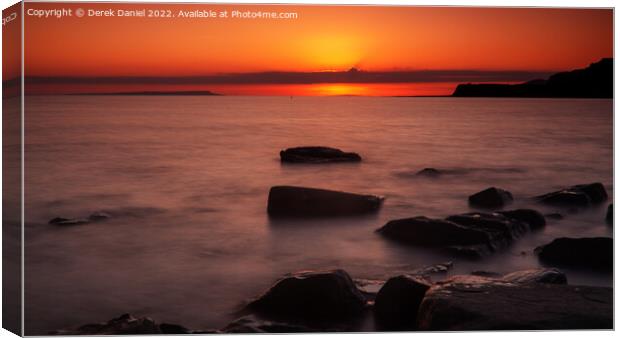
[452,58,612,98]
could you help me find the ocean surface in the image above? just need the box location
[22,96,613,334]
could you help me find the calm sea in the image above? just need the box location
[21,95,613,334]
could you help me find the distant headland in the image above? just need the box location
[69,90,221,96]
[452,58,612,98]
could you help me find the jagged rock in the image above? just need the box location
[536,183,608,208]
[417,275,612,330]
[501,268,567,285]
[468,187,513,209]
[280,146,361,163]
[50,314,161,335]
[245,269,367,320]
[267,186,384,217]
[535,237,613,271]
[377,212,528,257]
[374,275,431,330]
[498,209,546,229]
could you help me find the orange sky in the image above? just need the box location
[21,3,613,96]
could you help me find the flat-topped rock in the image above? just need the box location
[468,187,513,209]
[50,314,162,335]
[268,186,384,217]
[536,182,608,207]
[416,168,442,177]
[280,146,361,164]
[245,269,367,321]
[535,237,613,271]
[417,275,612,330]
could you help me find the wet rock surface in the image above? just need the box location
[535,237,613,271]
[501,268,567,285]
[245,269,367,321]
[267,186,384,217]
[377,210,540,257]
[468,187,513,209]
[417,275,612,330]
[536,182,608,208]
[280,146,361,163]
[51,314,163,335]
[374,275,431,330]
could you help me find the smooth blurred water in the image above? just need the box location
[22,96,613,334]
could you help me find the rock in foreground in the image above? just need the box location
[245,269,367,321]
[417,275,612,330]
[535,237,613,271]
[468,187,513,209]
[280,147,361,164]
[536,182,608,208]
[374,275,431,330]
[501,268,567,285]
[268,186,384,217]
[377,210,538,257]
[51,314,163,335]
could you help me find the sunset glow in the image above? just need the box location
[21,3,613,96]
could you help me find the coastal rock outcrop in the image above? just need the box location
[377,210,538,257]
[606,204,613,225]
[497,209,546,230]
[416,275,612,330]
[536,182,608,208]
[468,187,513,209]
[280,146,361,164]
[535,237,613,271]
[245,269,367,321]
[374,275,431,330]
[267,186,384,217]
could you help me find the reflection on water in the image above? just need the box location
[24,96,612,334]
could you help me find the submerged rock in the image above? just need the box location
[536,182,608,207]
[267,186,384,217]
[49,211,112,226]
[222,315,315,333]
[378,211,531,257]
[606,204,613,225]
[535,237,613,271]
[417,275,612,330]
[245,269,367,321]
[280,146,361,164]
[501,268,567,285]
[51,314,161,335]
[416,168,442,177]
[468,187,513,209]
[498,209,546,230]
[48,217,90,226]
[374,275,431,330]
[544,213,564,220]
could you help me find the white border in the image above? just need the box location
[0,1,616,338]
